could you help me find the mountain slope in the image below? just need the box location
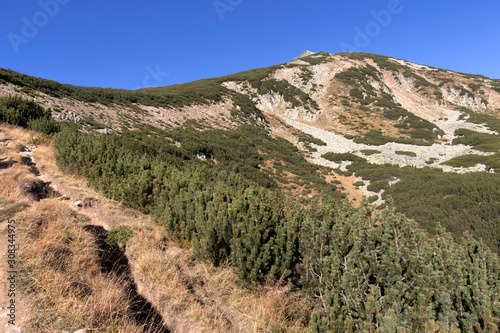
[1,52,500,332]
[2,53,500,253]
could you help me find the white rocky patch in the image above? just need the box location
[435,111,497,141]
[391,58,437,72]
[283,117,494,174]
[256,92,319,122]
[288,59,309,66]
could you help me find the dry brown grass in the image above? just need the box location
[0,130,160,331]
[0,165,39,202]
[323,171,363,208]
[32,138,89,189]
[128,223,310,332]
[16,200,146,332]
[31,138,58,172]
[0,123,39,143]
[1,124,40,202]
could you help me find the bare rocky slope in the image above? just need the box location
[227,52,500,172]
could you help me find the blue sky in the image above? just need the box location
[1,0,499,89]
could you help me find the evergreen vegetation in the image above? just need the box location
[367,179,389,192]
[105,225,133,249]
[49,122,500,331]
[0,95,59,134]
[453,129,500,153]
[298,133,327,153]
[298,52,332,65]
[299,133,327,147]
[305,202,499,332]
[395,150,417,157]
[334,63,443,143]
[1,64,321,115]
[28,117,61,135]
[338,52,405,72]
[321,152,366,163]
[353,130,432,146]
[360,149,381,155]
[344,160,500,254]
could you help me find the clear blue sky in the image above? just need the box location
[1,0,499,89]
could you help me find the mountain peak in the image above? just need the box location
[296,50,315,59]
[288,50,317,65]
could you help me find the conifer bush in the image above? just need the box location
[51,120,500,332]
[28,117,60,135]
[0,95,50,127]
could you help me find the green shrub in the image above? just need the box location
[321,152,366,163]
[0,95,49,127]
[454,85,474,97]
[231,93,265,119]
[395,150,417,157]
[354,130,433,146]
[453,128,500,152]
[468,83,482,92]
[81,116,106,129]
[105,226,133,249]
[440,154,491,168]
[301,200,500,332]
[443,150,473,167]
[360,149,381,155]
[299,68,313,82]
[403,71,436,90]
[51,114,500,332]
[367,179,389,192]
[299,52,331,65]
[458,107,500,132]
[28,117,60,135]
[298,133,326,152]
[26,54,500,331]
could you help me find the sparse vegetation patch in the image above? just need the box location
[395,150,417,157]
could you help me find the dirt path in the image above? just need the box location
[29,144,127,232]
[27,139,170,332]
[0,126,165,332]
